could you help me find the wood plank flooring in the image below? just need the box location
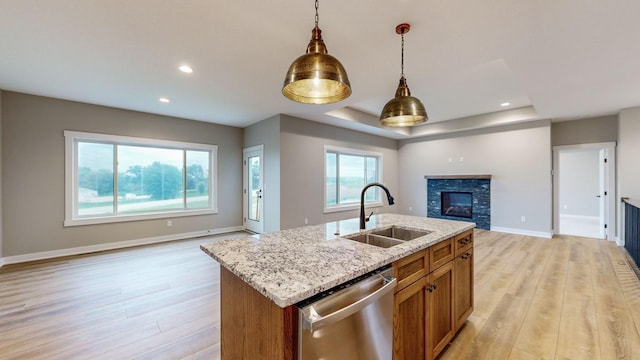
[1,230,639,359]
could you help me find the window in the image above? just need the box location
[65,131,217,226]
[324,146,382,212]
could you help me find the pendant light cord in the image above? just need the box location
[315,0,319,27]
[400,32,405,77]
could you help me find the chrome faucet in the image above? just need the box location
[360,182,395,229]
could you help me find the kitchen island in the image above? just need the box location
[201,213,475,359]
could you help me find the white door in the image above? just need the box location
[598,148,606,239]
[553,142,616,240]
[243,145,264,233]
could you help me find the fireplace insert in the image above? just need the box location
[441,191,473,218]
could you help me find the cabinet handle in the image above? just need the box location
[461,252,472,260]
[459,238,470,245]
[427,285,435,292]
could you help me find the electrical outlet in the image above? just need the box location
[167,220,173,227]
[304,218,308,225]
[520,216,526,223]
[408,206,413,211]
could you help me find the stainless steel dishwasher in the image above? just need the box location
[298,267,396,359]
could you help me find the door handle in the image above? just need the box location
[301,275,397,332]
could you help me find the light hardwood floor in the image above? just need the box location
[1,230,639,359]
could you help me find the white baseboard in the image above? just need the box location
[490,226,553,239]
[0,226,244,267]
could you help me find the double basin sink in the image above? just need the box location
[343,226,431,248]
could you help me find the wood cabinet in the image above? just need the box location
[454,230,474,255]
[454,247,474,330]
[220,267,297,360]
[394,277,428,359]
[393,229,473,360]
[394,249,429,290]
[427,261,454,359]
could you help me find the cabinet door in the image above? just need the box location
[393,249,429,292]
[427,261,454,360]
[394,277,428,360]
[454,248,474,331]
[454,229,474,255]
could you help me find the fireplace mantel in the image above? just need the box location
[424,174,492,180]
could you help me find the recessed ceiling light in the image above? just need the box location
[159,97,170,103]
[500,102,510,107]
[179,65,193,73]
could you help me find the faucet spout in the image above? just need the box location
[360,182,395,229]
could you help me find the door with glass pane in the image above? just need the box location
[243,145,264,233]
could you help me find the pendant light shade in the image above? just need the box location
[282,1,351,104]
[380,23,428,127]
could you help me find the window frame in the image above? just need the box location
[323,145,383,213]
[64,130,218,227]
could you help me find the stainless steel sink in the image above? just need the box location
[370,226,431,241]
[343,233,405,248]
[343,226,431,248]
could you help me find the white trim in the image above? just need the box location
[63,208,218,227]
[0,226,244,266]
[0,258,4,269]
[64,130,218,150]
[243,145,264,234]
[552,142,616,241]
[64,130,218,227]
[490,226,553,239]
[552,142,617,151]
[324,202,383,213]
[324,144,383,158]
[323,145,384,213]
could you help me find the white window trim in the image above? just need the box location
[323,145,383,213]
[64,130,218,227]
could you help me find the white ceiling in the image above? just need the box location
[0,0,638,139]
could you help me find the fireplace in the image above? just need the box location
[441,192,473,218]
[425,175,491,230]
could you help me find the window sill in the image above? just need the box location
[324,202,383,214]
[64,208,218,227]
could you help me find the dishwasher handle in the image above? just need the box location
[302,274,397,332]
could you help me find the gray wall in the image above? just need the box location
[552,116,618,146]
[0,90,3,260]
[558,150,599,217]
[243,115,281,233]
[279,115,399,230]
[2,92,243,257]
[619,108,640,201]
[398,120,552,235]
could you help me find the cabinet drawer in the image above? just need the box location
[429,238,454,271]
[393,250,429,292]
[454,230,474,255]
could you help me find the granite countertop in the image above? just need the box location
[200,213,475,308]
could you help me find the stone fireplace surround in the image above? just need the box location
[425,175,491,230]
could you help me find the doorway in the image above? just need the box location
[553,142,616,240]
[243,145,264,234]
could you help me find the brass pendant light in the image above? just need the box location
[380,23,428,127]
[282,0,351,104]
